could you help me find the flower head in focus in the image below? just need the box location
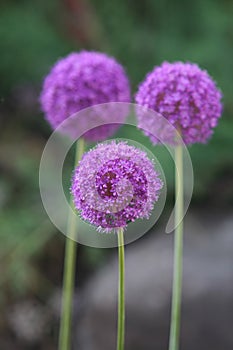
[135,62,222,145]
[71,141,163,232]
[40,51,131,141]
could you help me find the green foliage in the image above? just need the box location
[89,0,233,198]
[0,2,71,93]
[0,134,56,300]
[0,0,233,307]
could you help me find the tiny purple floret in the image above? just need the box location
[71,141,163,232]
[135,61,222,144]
[40,51,131,141]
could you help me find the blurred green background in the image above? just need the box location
[0,0,233,349]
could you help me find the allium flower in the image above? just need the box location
[40,51,131,141]
[135,62,222,144]
[71,141,163,232]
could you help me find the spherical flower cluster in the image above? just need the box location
[135,61,222,144]
[71,141,163,232]
[40,51,131,141]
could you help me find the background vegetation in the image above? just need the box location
[0,0,232,348]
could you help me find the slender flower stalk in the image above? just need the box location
[135,61,222,350]
[58,138,85,350]
[71,140,163,350]
[40,51,131,350]
[169,143,183,350]
[117,228,125,350]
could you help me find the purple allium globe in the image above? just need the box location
[40,51,131,141]
[71,141,163,232]
[135,62,222,145]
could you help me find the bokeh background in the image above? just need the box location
[0,0,233,349]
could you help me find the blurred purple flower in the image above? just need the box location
[40,51,131,141]
[71,141,163,232]
[135,62,222,144]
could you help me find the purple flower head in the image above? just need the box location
[135,62,222,145]
[71,141,163,232]
[40,51,131,141]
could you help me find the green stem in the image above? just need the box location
[117,228,125,350]
[58,138,85,350]
[169,143,184,350]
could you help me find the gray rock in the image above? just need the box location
[74,212,233,350]
[7,300,50,344]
